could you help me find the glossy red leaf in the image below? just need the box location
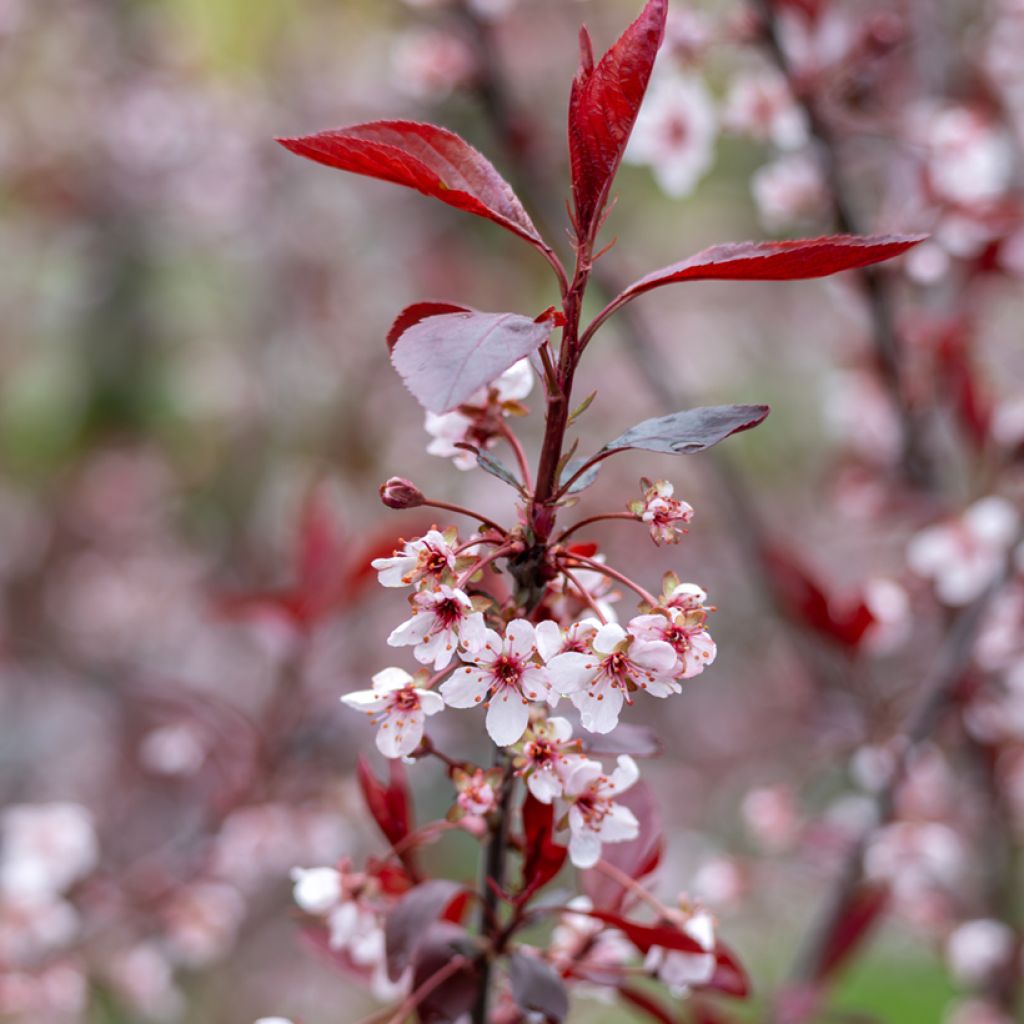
[277,121,546,251]
[579,909,707,956]
[391,309,554,414]
[616,985,676,1024]
[387,301,470,352]
[520,794,568,900]
[385,879,467,980]
[568,0,667,239]
[704,942,751,998]
[582,781,662,911]
[356,755,413,852]
[621,233,926,296]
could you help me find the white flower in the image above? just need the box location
[515,716,585,804]
[752,151,828,230]
[920,105,1013,207]
[341,667,444,758]
[645,908,717,995]
[563,756,640,869]
[439,619,555,746]
[625,68,717,198]
[543,621,679,734]
[328,899,386,966]
[290,866,342,915]
[628,479,694,546]
[722,70,807,150]
[425,410,479,470]
[946,919,1015,986]
[372,529,459,589]
[0,803,98,899]
[549,895,633,988]
[907,496,1020,606]
[629,606,716,679]
[454,768,498,816]
[387,586,481,670]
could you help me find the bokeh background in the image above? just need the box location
[3,0,1024,1021]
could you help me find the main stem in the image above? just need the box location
[472,243,590,1024]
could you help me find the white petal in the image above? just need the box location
[563,758,603,797]
[519,666,553,703]
[534,620,564,662]
[631,639,678,675]
[459,612,489,652]
[387,614,432,647]
[373,555,417,587]
[569,829,602,869]
[574,686,624,734]
[505,618,536,659]
[377,710,424,758]
[417,690,445,716]
[593,622,628,655]
[415,629,455,670]
[546,652,596,695]
[597,803,639,843]
[485,692,530,746]
[527,768,563,804]
[341,689,388,712]
[372,667,413,692]
[439,668,491,708]
[610,755,640,792]
[548,717,573,742]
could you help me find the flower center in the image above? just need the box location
[492,654,523,688]
[391,687,420,712]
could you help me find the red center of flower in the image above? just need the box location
[492,654,523,689]
[391,687,420,712]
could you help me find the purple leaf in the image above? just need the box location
[391,310,554,414]
[508,951,569,1023]
[384,879,465,981]
[387,302,470,352]
[410,922,482,1024]
[602,405,770,456]
[277,121,548,254]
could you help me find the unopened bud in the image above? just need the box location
[379,477,424,510]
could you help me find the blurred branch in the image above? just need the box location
[751,0,936,489]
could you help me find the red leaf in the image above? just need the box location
[616,234,926,302]
[813,883,889,982]
[582,782,662,911]
[568,0,667,239]
[390,309,554,414]
[616,985,676,1023]
[579,910,707,956]
[762,546,876,652]
[277,121,547,252]
[704,942,751,999]
[387,302,471,352]
[357,755,413,852]
[520,794,568,900]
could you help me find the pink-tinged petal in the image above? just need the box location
[627,613,667,641]
[459,612,489,653]
[610,754,640,792]
[486,692,531,746]
[569,829,603,870]
[681,632,716,677]
[563,757,604,797]
[372,667,414,692]
[593,622,628,655]
[630,638,678,674]
[417,690,445,716]
[548,717,574,742]
[415,629,456,670]
[546,652,597,695]
[341,689,389,712]
[644,677,682,698]
[474,627,505,662]
[519,666,553,703]
[574,685,624,734]
[596,803,639,843]
[439,668,491,708]
[504,618,537,659]
[376,709,424,759]
[387,614,432,647]
[372,555,417,587]
[527,768,563,804]
[534,619,564,662]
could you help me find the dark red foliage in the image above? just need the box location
[568,0,668,240]
[357,755,413,852]
[520,794,568,900]
[385,878,468,980]
[813,883,889,982]
[277,120,547,253]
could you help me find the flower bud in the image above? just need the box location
[379,477,424,509]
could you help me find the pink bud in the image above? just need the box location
[379,477,424,509]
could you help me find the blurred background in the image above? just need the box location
[2,0,1023,1021]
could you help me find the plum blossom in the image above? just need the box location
[543,620,678,734]
[439,619,555,745]
[722,69,807,149]
[629,603,716,679]
[563,755,640,869]
[945,919,1015,986]
[0,803,98,899]
[341,667,444,758]
[372,528,459,589]
[290,866,342,915]
[424,359,533,470]
[162,881,246,968]
[907,496,1020,606]
[453,767,498,817]
[624,68,717,198]
[752,151,828,230]
[387,585,482,669]
[645,905,717,995]
[628,478,694,545]
[514,715,585,804]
